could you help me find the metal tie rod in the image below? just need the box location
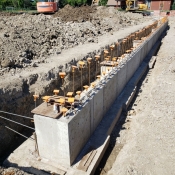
[0,110,33,120]
[5,126,34,141]
[0,115,35,130]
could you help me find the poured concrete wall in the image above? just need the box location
[91,86,104,133]
[34,114,70,166]
[34,21,168,167]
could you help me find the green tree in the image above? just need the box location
[98,0,108,6]
[11,0,24,8]
[0,0,13,9]
[23,0,32,8]
[76,0,86,6]
[59,0,68,8]
[67,0,75,6]
[172,0,175,10]
[59,0,87,7]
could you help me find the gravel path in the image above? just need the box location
[99,17,175,175]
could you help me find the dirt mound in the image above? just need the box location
[53,5,96,22]
[0,6,149,75]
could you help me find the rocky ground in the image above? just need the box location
[0,6,148,76]
[96,17,175,175]
[0,166,32,175]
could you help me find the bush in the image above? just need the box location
[59,0,87,7]
[98,0,108,6]
[11,0,24,8]
[172,2,175,10]
[0,0,13,10]
[59,0,67,8]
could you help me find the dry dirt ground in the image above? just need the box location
[96,17,175,175]
[0,6,146,75]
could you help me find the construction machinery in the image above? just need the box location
[126,0,147,11]
[37,0,58,13]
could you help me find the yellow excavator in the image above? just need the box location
[126,0,147,11]
[92,0,149,15]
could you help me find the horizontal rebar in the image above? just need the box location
[5,126,34,141]
[0,110,33,120]
[0,115,35,130]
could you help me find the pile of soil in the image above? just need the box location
[53,5,96,22]
[0,6,148,76]
[0,12,17,17]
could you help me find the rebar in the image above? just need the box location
[0,115,35,130]
[62,78,65,96]
[0,110,33,120]
[81,68,83,91]
[5,126,34,141]
[89,63,91,86]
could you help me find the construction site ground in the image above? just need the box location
[96,17,175,175]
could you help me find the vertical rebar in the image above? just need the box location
[62,78,65,97]
[111,50,113,60]
[96,61,97,80]
[73,72,74,93]
[87,58,92,86]
[33,132,39,156]
[89,63,90,86]
[81,68,83,91]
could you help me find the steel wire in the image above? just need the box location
[0,110,33,120]
[0,115,35,130]
[5,126,34,141]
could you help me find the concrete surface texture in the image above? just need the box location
[94,17,175,175]
[33,19,167,168]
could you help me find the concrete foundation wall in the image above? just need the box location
[126,52,140,83]
[34,21,168,167]
[68,101,91,165]
[116,63,127,96]
[92,87,104,133]
[34,114,70,166]
[103,74,117,114]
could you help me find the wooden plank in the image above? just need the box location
[31,102,62,119]
[31,96,79,118]
[77,148,97,172]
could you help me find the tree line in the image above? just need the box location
[0,0,37,10]
[0,0,107,10]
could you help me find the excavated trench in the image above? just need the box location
[0,9,168,174]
